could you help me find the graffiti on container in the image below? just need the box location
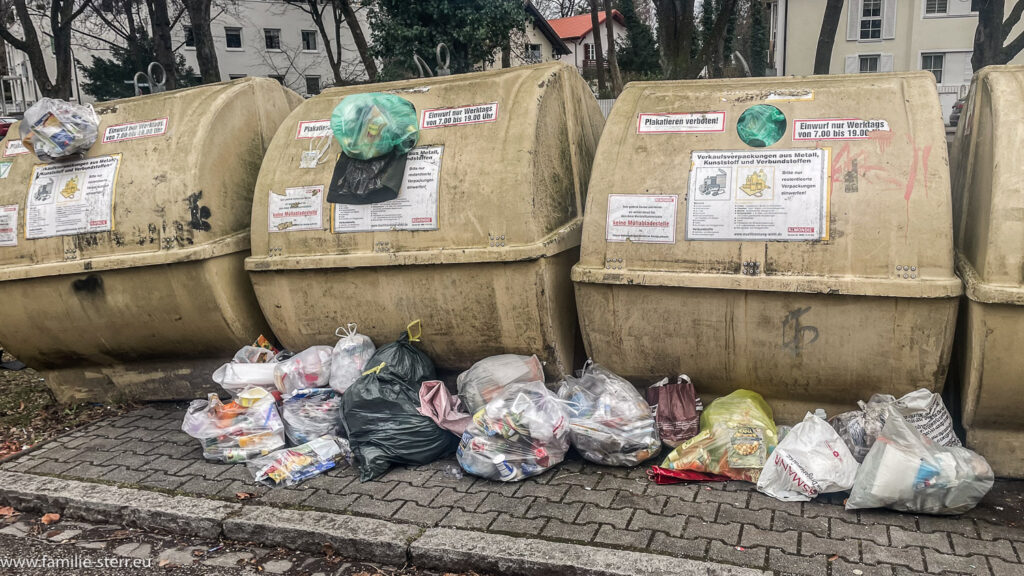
[782,306,819,355]
[186,191,212,232]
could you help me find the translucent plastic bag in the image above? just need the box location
[248,435,352,487]
[558,362,660,466]
[19,98,99,162]
[233,346,278,364]
[757,412,859,502]
[457,381,570,482]
[831,389,961,463]
[274,346,333,395]
[646,375,702,448]
[829,394,893,462]
[330,93,419,160]
[281,388,343,445]
[329,324,376,394]
[457,354,545,414]
[181,388,285,462]
[846,407,993,515]
[660,390,778,483]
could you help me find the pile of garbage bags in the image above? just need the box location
[181,387,285,463]
[281,388,342,445]
[249,435,352,487]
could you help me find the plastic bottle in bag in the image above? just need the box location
[457,354,545,414]
[274,346,333,395]
[181,388,286,462]
[281,388,343,445]
[19,98,99,162]
[329,324,375,393]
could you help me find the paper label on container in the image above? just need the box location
[636,112,725,134]
[0,162,11,179]
[686,149,830,241]
[295,119,332,139]
[420,102,498,129]
[792,118,890,141]
[25,154,121,240]
[606,195,678,244]
[332,145,442,233]
[102,118,168,143]
[0,204,17,247]
[268,185,324,232]
[3,140,28,157]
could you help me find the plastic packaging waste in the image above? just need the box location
[274,345,333,395]
[757,412,859,502]
[457,380,570,482]
[331,93,419,160]
[660,390,778,483]
[329,324,376,394]
[281,388,343,445]
[829,394,892,462]
[892,389,961,447]
[846,406,993,515]
[558,362,660,466]
[418,380,473,436]
[341,321,458,481]
[645,374,703,447]
[248,435,352,487]
[457,354,545,414]
[213,344,290,396]
[233,346,279,364]
[19,98,99,161]
[181,388,285,462]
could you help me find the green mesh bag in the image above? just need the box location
[330,93,419,160]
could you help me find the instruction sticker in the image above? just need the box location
[686,149,830,241]
[268,186,324,232]
[3,140,28,157]
[25,154,121,240]
[333,145,442,233]
[606,195,677,243]
[295,119,332,139]
[0,204,17,247]
[420,103,498,129]
[637,112,725,134]
[792,118,890,141]
[102,118,168,143]
[0,161,11,179]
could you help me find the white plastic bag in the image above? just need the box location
[232,346,278,364]
[831,389,960,462]
[213,363,277,394]
[274,345,333,394]
[19,98,99,162]
[893,389,961,447]
[328,324,375,393]
[846,406,993,515]
[457,354,545,413]
[757,412,859,502]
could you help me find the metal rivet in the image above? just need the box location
[911,266,917,271]
[896,265,903,271]
[911,274,917,279]
[904,274,909,279]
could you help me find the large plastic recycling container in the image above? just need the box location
[0,78,300,403]
[247,62,603,377]
[951,65,1024,478]
[572,73,962,423]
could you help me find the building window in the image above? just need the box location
[225,27,243,49]
[301,30,317,51]
[264,28,281,51]
[525,43,542,62]
[860,0,882,40]
[268,75,285,84]
[860,55,879,73]
[305,75,321,95]
[184,25,195,48]
[583,43,594,61]
[925,0,948,14]
[922,52,944,83]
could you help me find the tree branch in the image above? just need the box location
[1001,27,1024,61]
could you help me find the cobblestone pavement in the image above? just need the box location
[3,404,1024,576]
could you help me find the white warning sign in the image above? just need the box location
[0,204,17,247]
[102,118,168,143]
[686,149,830,241]
[3,139,28,157]
[793,118,890,141]
[637,112,725,134]
[606,195,677,244]
[268,186,324,232]
[420,103,498,129]
[333,145,442,233]
[26,154,121,240]
[295,119,332,139]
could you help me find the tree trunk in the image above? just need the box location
[590,0,607,95]
[147,0,178,89]
[701,0,737,79]
[182,0,221,83]
[973,0,1004,70]
[338,0,378,82]
[653,0,696,80]
[814,0,844,74]
[604,0,623,94]
[501,39,512,68]
[52,4,76,100]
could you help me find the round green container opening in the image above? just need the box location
[737,104,787,147]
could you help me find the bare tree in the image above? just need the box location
[973,0,1024,69]
[589,0,606,95]
[0,0,94,98]
[813,0,843,74]
[338,0,376,81]
[604,0,622,94]
[284,0,376,85]
[146,0,177,88]
[653,0,696,79]
[533,0,589,19]
[181,0,220,82]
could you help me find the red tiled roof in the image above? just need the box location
[547,9,625,40]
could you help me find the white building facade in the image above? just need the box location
[547,10,628,73]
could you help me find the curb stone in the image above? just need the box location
[0,471,764,575]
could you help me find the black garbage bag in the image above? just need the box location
[340,321,458,481]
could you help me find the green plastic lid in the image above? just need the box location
[736,104,786,148]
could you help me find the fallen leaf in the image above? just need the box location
[40,513,60,525]
[323,543,335,559]
[0,506,16,517]
[235,492,255,501]
[158,559,169,567]
[828,555,839,562]
[192,549,204,557]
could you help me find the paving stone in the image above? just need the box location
[0,522,29,537]
[547,470,600,489]
[576,503,633,529]
[593,525,652,550]
[740,525,798,553]
[393,502,451,527]
[891,526,952,553]
[466,479,519,496]
[859,509,918,530]
[768,548,828,576]
[178,460,229,480]
[138,471,189,491]
[439,508,496,531]
[595,473,646,495]
[630,509,683,537]
[105,453,151,471]
[142,455,192,474]
[476,493,533,517]
[803,499,850,519]
[835,517,890,545]
[217,481,267,499]
[649,532,710,560]
[718,503,771,529]
[644,482,699,501]
[801,532,859,561]
[423,471,476,493]
[952,534,1019,563]
[990,558,1024,576]
[75,541,106,550]
[46,528,82,542]
[384,483,441,506]
[25,460,76,475]
[98,466,152,485]
[156,547,202,567]
[259,488,316,506]
[662,498,718,522]
[262,559,293,573]
[347,495,403,519]
[683,517,740,545]
[524,499,582,523]
[977,522,1024,543]
[919,515,979,538]
[338,479,397,499]
[707,540,766,569]
[429,487,488,512]
[747,491,803,515]
[694,485,749,508]
[202,551,255,567]
[540,519,598,543]
[113,542,152,559]
[562,485,616,507]
[488,513,546,536]
[381,467,436,487]
[772,510,828,537]
[514,481,569,501]
[862,541,925,570]
[924,551,992,576]
[305,492,358,513]
[831,558,895,576]
[609,490,666,514]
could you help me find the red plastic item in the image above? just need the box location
[647,466,731,485]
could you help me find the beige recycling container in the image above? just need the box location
[0,78,300,403]
[247,63,603,377]
[572,73,961,424]
[951,65,1024,478]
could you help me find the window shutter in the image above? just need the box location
[880,53,894,72]
[846,55,859,73]
[847,0,861,41]
[882,0,897,39]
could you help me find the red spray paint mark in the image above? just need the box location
[871,130,894,155]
